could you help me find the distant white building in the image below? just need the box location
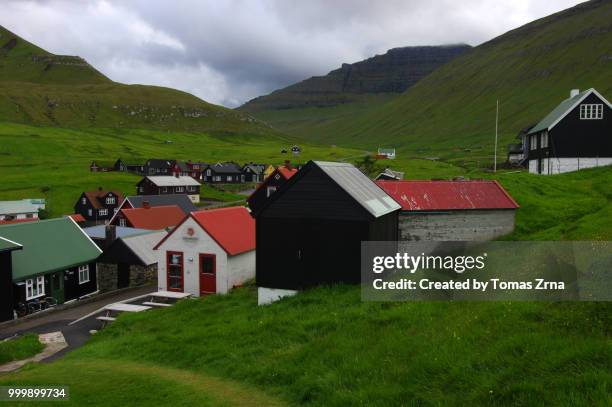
[377,148,396,160]
[0,199,45,222]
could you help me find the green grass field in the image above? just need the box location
[0,334,43,365]
[1,286,610,406]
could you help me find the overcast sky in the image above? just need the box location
[0,0,585,107]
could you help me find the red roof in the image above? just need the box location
[192,206,255,255]
[120,205,185,229]
[376,180,519,211]
[0,218,37,225]
[66,214,86,223]
[277,166,298,180]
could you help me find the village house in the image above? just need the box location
[0,199,45,222]
[201,162,244,183]
[96,227,166,292]
[522,88,611,174]
[143,159,175,176]
[375,168,404,181]
[263,164,276,179]
[136,175,201,203]
[377,148,396,160]
[242,163,266,183]
[83,224,151,248]
[109,194,197,225]
[255,161,400,305]
[110,204,185,230]
[74,189,124,223]
[154,206,255,296]
[0,218,102,321]
[376,180,519,241]
[247,164,297,215]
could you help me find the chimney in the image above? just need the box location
[143,201,151,209]
[105,224,116,248]
[175,172,180,178]
[570,89,580,98]
[284,160,292,170]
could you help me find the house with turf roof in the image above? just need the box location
[523,88,612,174]
[0,218,102,320]
[154,206,255,296]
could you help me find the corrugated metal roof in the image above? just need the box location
[0,200,40,215]
[376,180,519,211]
[122,230,167,266]
[83,225,151,239]
[314,161,401,218]
[146,176,201,187]
[0,218,102,281]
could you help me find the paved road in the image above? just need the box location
[0,285,155,362]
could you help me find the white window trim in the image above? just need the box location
[580,104,603,120]
[105,197,115,204]
[25,276,45,300]
[266,186,277,198]
[99,208,108,216]
[78,265,90,284]
[175,186,185,193]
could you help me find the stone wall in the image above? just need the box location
[97,262,157,292]
[97,263,118,293]
[398,210,516,241]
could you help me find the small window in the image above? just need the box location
[162,187,168,193]
[580,104,603,120]
[530,135,537,151]
[227,176,232,182]
[206,169,211,176]
[78,265,90,284]
[81,197,86,205]
[105,196,115,205]
[99,208,108,216]
[119,218,126,227]
[266,186,277,198]
[540,133,548,148]
[176,186,184,193]
[88,209,93,216]
[26,213,34,219]
[26,276,45,300]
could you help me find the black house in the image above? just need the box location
[255,161,400,302]
[0,237,21,321]
[248,165,297,216]
[242,163,266,183]
[74,189,124,223]
[202,162,244,183]
[144,159,175,176]
[523,88,611,174]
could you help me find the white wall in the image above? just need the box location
[258,287,297,305]
[156,217,254,296]
[529,158,612,175]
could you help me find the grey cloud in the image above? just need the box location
[0,0,586,107]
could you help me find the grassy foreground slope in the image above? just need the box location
[255,0,612,165]
[0,25,270,135]
[2,286,610,406]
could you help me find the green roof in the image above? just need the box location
[0,236,22,252]
[0,218,102,281]
[528,89,591,135]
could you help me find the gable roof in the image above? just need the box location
[66,214,86,223]
[375,168,404,181]
[146,159,175,169]
[0,217,102,281]
[206,162,242,174]
[528,88,611,135]
[314,161,401,218]
[122,230,167,266]
[83,225,151,239]
[277,166,298,180]
[125,194,197,215]
[376,180,519,211]
[119,205,185,230]
[0,236,22,252]
[0,199,41,215]
[155,206,254,255]
[84,190,124,209]
[242,164,266,174]
[144,176,201,187]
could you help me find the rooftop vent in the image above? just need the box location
[570,89,580,98]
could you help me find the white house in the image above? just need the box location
[154,206,255,296]
[0,199,45,222]
[377,148,396,160]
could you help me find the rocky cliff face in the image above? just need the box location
[241,44,471,111]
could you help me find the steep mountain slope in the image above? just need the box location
[249,0,612,163]
[0,25,271,135]
[241,45,471,111]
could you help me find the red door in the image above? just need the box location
[199,254,216,295]
[166,251,184,292]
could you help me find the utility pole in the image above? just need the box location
[494,99,499,173]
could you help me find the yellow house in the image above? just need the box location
[263,164,275,179]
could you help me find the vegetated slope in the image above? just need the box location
[241,45,471,111]
[0,25,270,135]
[255,0,612,163]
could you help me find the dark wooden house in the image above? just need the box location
[143,159,175,176]
[74,189,124,223]
[202,162,244,183]
[0,218,102,320]
[136,176,201,203]
[255,161,400,304]
[242,163,266,183]
[523,88,611,174]
[247,165,297,215]
[0,237,22,322]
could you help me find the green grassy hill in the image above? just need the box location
[246,0,612,167]
[0,25,271,135]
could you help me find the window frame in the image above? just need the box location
[580,104,603,120]
[78,264,90,284]
[25,276,46,301]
